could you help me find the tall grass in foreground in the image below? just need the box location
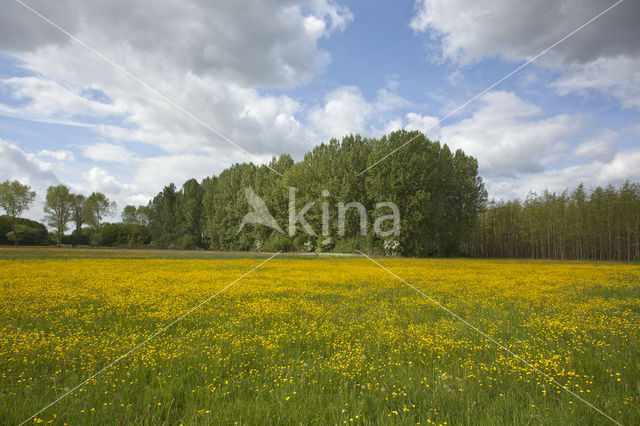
[0,249,638,424]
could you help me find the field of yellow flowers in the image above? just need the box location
[1,248,639,425]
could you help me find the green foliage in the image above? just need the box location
[468,181,640,260]
[97,223,151,247]
[103,132,487,255]
[61,228,92,246]
[263,233,294,252]
[84,192,116,234]
[71,193,86,235]
[0,180,37,246]
[132,131,488,255]
[0,216,48,245]
[43,185,74,245]
[121,205,139,224]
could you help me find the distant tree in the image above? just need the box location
[468,182,640,261]
[121,204,139,224]
[43,185,74,246]
[182,178,204,246]
[72,194,86,234]
[135,205,150,226]
[84,192,116,243]
[0,180,36,247]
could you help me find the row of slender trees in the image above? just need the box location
[467,182,640,261]
[142,131,487,256]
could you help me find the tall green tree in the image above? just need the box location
[121,205,139,224]
[0,180,36,247]
[182,178,204,247]
[43,184,74,246]
[84,192,116,243]
[147,183,183,247]
[72,194,86,235]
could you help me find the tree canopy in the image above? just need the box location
[83,192,116,238]
[44,184,74,246]
[0,180,36,246]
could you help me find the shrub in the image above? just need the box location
[263,233,293,252]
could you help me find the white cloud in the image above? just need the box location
[37,149,75,162]
[574,129,618,162]
[0,76,123,121]
[411,0,640,109]
[379,112,440,140]
[1,0,352,88]
[84,167,125,194]
[553,56,640,110]
[309,86,372,140]
[382,117,404,135]
[0,139,59,186]
[440,91,582,178]
[405,113,440,139]
[487,146,640,201]
[82,142,137,164]
[310,83,417,140]
[0,0,355,168]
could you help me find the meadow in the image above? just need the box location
[0,248,638,425]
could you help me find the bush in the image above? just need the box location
[0,216,48,245]
[64,228,92,246]
[315,236,334,253]
[383,239,401,256]
[332,238,359,253]
[303,239,314,252]
[176,234,197,250]
[263,233,293,252]
[0,215,49,245]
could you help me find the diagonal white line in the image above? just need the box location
[19,251,282,425]
[355,250,622,425]
[13,0,283,176]
[357,0,626,176]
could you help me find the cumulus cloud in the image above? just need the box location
[440,91,582,178]
[486,146,640,201]
[309,86,373,139]
[309,84,416,140]
[0,76,123,121]
[1,0,352,88]
[37,149,75,162]
[0,139,59,185]
[411,0,640,108]
[0,0,355,167]
[574,129,618,162]
[82,142,137,164]
[405,113,440,139]
[380,113,441,140]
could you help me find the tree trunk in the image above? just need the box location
[12,216,17,247]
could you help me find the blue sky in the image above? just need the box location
[1,0,639,221]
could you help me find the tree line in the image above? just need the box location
[0,179,124,247]
[1,131,486,255]
[2,130,639,259]
[467,182,640,261]
[144,131,486,255]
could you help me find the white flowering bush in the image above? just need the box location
[303,240,314,252]
[383,239,401,256]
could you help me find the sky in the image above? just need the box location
[1,0,639,221]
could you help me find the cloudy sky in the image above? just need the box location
[1,0,639,221]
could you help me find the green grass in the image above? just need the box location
[0,248,638,425]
